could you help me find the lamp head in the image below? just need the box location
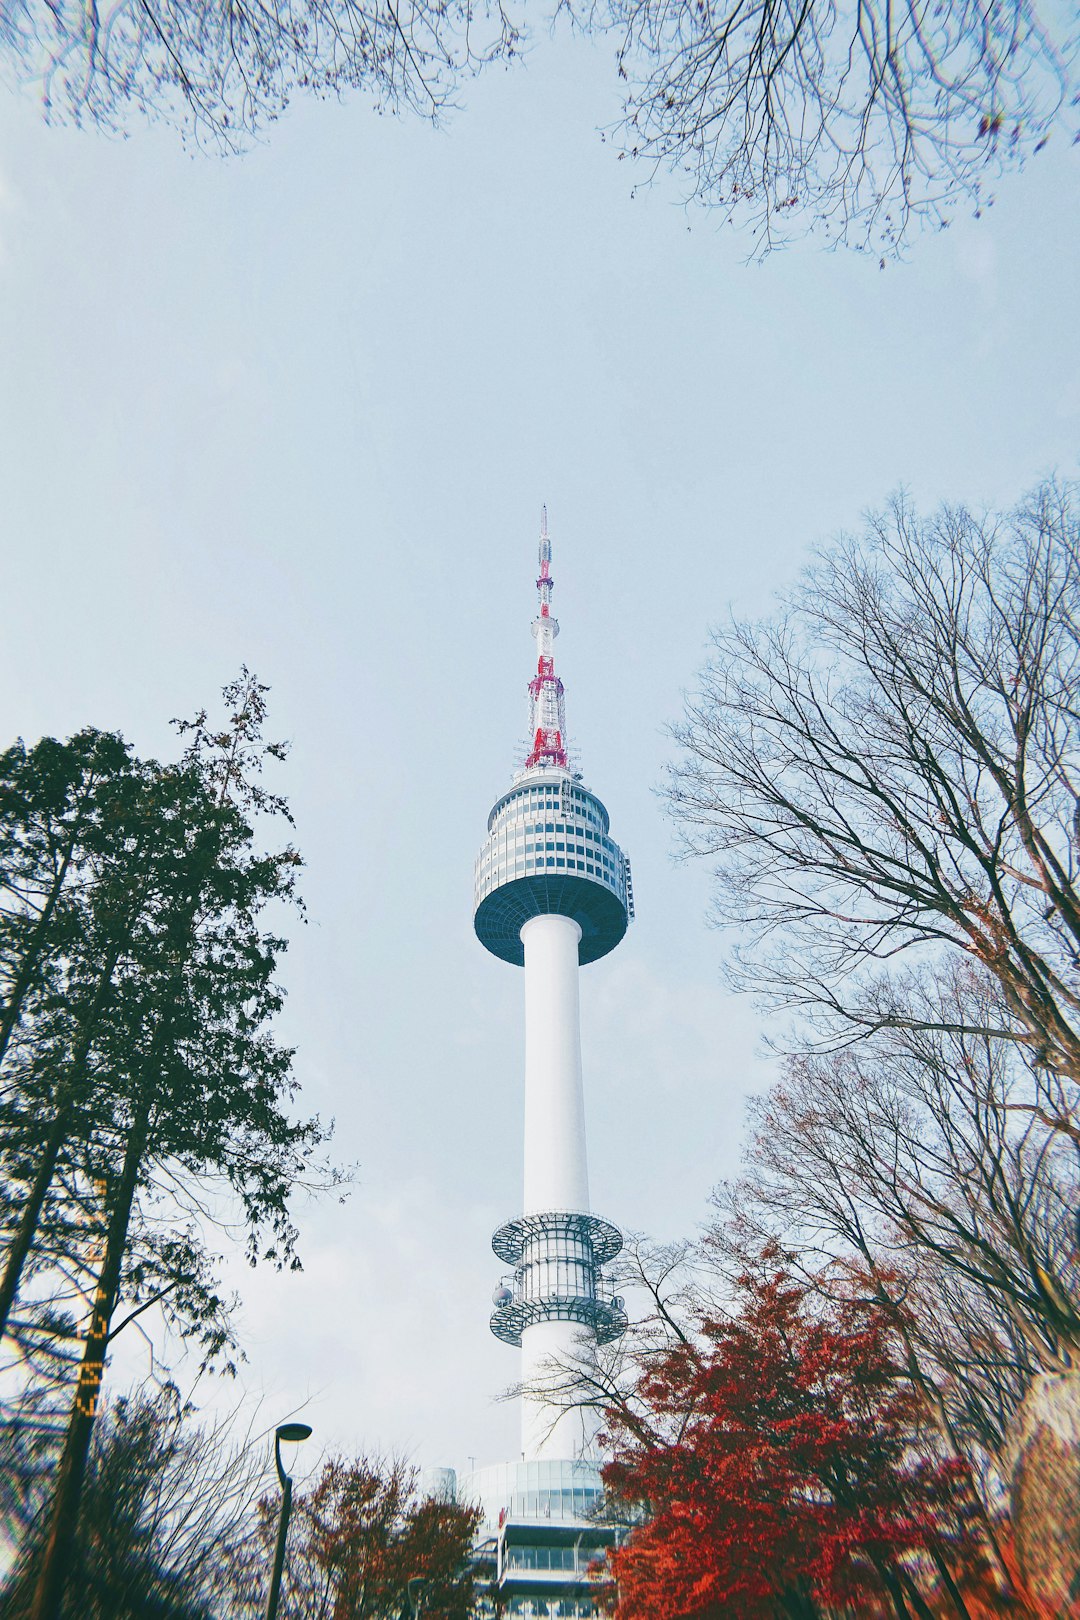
[276,1422,313,1443]
[407,1577,426,1616]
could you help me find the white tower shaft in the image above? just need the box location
[522,915,589,1216]
[520,914,594,1461]
[521,1318,593,1461]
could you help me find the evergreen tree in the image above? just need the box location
[0,674,337,1620]
[0,729,142,1346]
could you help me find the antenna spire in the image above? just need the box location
[526,508,568,770]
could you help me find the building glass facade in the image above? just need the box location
[461,1460,616,1619]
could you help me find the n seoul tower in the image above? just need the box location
[474,508,633,1464]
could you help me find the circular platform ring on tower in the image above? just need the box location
[492,1211,624,1268]
[489,1292,629,1348]
[475,873,628,967]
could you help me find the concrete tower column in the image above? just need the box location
[521,914,588,1216]
[520,1318,593,1460]
[520,913,592,1460]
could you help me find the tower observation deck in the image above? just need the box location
[474,509,632,1464]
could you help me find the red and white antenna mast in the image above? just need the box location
[526,506,568,771]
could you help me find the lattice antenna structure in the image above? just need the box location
[526,505,568,772]
[473,511,633,1464]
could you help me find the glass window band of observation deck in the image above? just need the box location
[502,1542,607,1574]
[476,830,627,882]
[485,770,611,838]
[489,1211,628,1347]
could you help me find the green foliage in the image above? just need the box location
[0,674,344,1620]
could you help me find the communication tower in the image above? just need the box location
[461,510,633,1616]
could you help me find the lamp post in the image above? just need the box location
[264,1421,313,1620]
[407,1576,427,1618]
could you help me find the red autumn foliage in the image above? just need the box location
[257,1454,483,1619]
[598,1267,994,1620]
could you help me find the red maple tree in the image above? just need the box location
[240,1454,484,1619]
[598,1266,991,1620]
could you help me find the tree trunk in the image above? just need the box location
[876,1564,912,1619]
[28,1089,150,1620]
[894,1566,936,1620]
[865,1246,1014,1594]
[927,1544,974,1619]
[1010,1371,1080,1614]
[779,1583,822,1619]
[0,1101,71,1340]
[0,935,129,1342]
[0,831,79,1069]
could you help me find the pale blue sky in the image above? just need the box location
[1,28,1079,1475]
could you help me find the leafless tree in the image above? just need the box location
[2,0,1074,249]
[0,0,522,149]
[0,1384,272,1617]
[711,963,1080,1475]
[573,0,1075,253]
[670,478,1080,1089]
[523,1235,716,1462]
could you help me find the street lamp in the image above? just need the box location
[407,1576,427,1618]
[264,1420,313,1620]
